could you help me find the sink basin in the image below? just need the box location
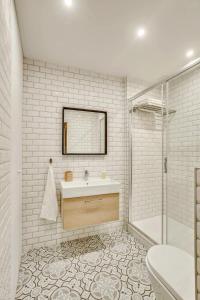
[60,177,120,198]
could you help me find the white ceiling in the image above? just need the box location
[15,0,200,83]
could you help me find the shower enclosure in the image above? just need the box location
[128,60,200,257]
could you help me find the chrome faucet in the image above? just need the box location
[84,170,89,181]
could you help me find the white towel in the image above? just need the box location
[40,165,58,222]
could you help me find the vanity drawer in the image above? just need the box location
[61,193,119,229]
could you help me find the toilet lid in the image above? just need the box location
[146,245,195,300]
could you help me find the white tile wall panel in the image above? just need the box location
[0,0,11,298]
[167,68,200,228]
[127,80,163,222]
[22,58,127,251]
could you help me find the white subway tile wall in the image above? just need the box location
[131,110,162,220]
[0,1,11,300]
[127,80,163,222]
[167,67,200,229]
[124,80,153,225]
[0,1,23,298]
[0,0,11,298]
[22,58,127,251]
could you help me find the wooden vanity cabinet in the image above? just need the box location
[61,193,119,229]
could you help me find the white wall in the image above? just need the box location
[0,0,22,299]
[0,1,12,297]
[127,80,163,222]
[10,0,23,297]
[131,109,162,221]
[167,67,200,229]
[22,59,127,252]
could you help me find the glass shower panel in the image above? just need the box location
[129,84,164,244]
[166,66,200,256]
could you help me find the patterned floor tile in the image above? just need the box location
[16,231,155,300]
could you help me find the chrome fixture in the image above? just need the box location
[84,170,89,181]
[131,98,176,115]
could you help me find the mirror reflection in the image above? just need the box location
[62,107,107,155]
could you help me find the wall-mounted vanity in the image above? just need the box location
[60,178,120,229]
[61,106,119,230]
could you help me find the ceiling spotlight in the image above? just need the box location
[186,49,194,58]
[64,0,72,7]
[137,27,146,38]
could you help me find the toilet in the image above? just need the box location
[146,245,195,300]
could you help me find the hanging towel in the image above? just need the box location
[40,165,58,222]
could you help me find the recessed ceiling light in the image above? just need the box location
[64,0,72,7]
[137,27,146,38]
[186,49,194,58]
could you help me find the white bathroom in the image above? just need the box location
[1,0,200,299]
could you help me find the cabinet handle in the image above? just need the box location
[84,198,103,204]
[84,200,92,203]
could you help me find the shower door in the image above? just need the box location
[165,66,200,256]
[129,84,165,244]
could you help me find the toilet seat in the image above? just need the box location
[146,245,195,300]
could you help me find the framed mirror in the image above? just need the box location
[62,107,107,155]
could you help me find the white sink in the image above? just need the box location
[60,177,120,198]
